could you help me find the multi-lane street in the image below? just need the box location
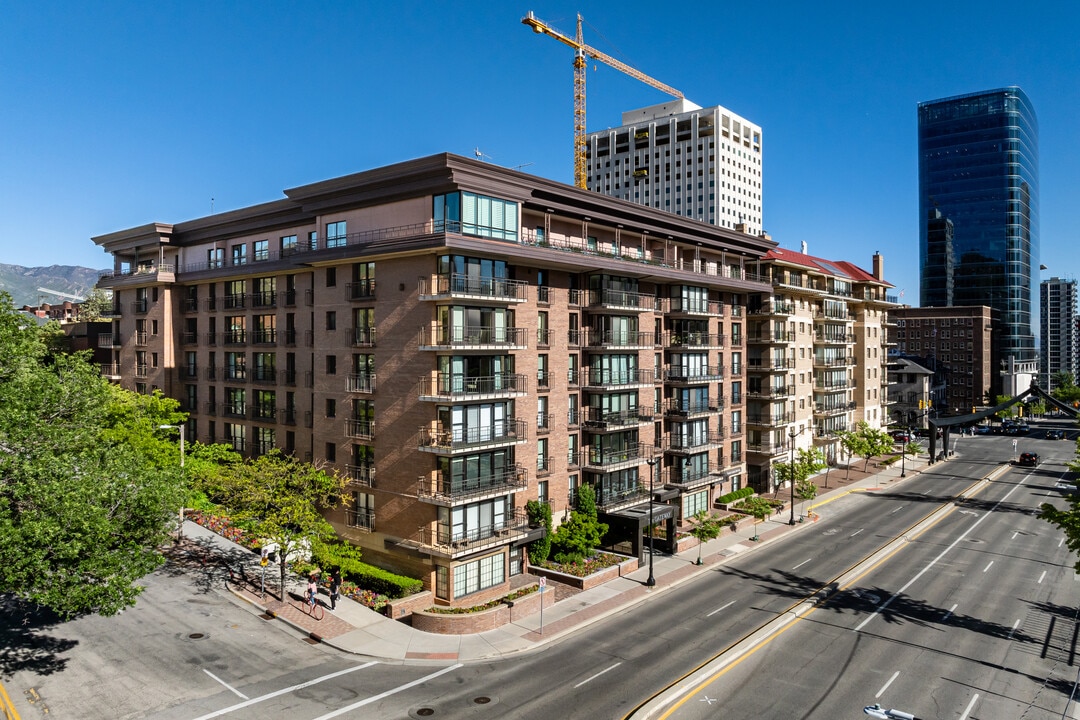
[2,426,1076,720]
[644,426,1080,720]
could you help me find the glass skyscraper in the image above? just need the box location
[918,87,1039,365]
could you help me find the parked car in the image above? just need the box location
[1018,452,1040,467]
[974,425,992,435]
[1046,430,1065,440]
[891,431,912,443]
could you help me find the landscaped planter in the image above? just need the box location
[530,554,639,591]
[408,583,555,634]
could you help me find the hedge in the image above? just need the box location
[716,487,754,505]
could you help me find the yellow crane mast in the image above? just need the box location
[522,10,684,190]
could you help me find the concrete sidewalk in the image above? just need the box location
[186,452,932,664]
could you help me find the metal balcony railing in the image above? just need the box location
[667,332,725,348]
[347,373,376,393]
[584,368,654,388]
[418,325,526,349]
[417,419,527,452]
[345,419,375,440]
[416,465,528,505]
[418,373,526,399]
[664,398,721,416]
[346,464,375,487]
[663,365,725,383]
[418,273,528,302]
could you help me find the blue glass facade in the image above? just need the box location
[918,87,1039,363]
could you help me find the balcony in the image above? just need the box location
[667,332,725,349]
[814,380,853,392]
[346,464,375,488]
[747,301,796,317]
[668,298,723,316]
[813,355,855,368]
[587,288,657,312]
[664,431,725,453]
[223,293,246,310]
[582,442,655,471]
[664,464,718,490]
[418,372,527,401]
[223,330,247,345]
[134,364,148,378]
[223,366,247,382]
[746,411,795,427]
[398,508,530,559]
[583,407,653,430]
[251,367,277,385]
[345,509,376,532]
[348,327,377,347]
[664,398,721,417]
[101,305,122,319]
[663,365,724,383]
[222,403,246,419]
[746,384,795,399]
[417,418,527,454]
[746,439,791,456]
[97,333,120,348]
[537,412,552,434]
[348,280,376,301]
[416,465,529,506]
[583,367,654,390]
[181,331,198,345]
[99,363,121,379]
[584,329,655,350]
[813,308,854,321]
[134,331,148,347]
[419,273,527,303]
[131,299,148,314]
[814,401,856,417]
[418,324,527,351]
[815,332,855,345]
[745,357,795,372]
[347,373,377,393]
[251,291,277,309]
[178,365,199,382]
[252,405,277,422]
[747,331,795,344]
[594,483,650,512]
[345,418,376,441]
[252,329,278,346]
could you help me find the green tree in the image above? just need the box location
[795,477,818,519]
[994,395,1017,421]
[687,510,721,565]
[0,293,186,617]
[550,483,608,563]
[1039,441,1080,572]
[193,450,347,593]
[839,428,869,480]
[78,288,113,322]
[525,499,553,564]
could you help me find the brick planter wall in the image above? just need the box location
[530,554,639,590]
[408,583,555,635]
[385,590,433,621]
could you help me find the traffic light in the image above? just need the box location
[972,406,977,414]
[1018,405,1023,417]
[918,400,924,410]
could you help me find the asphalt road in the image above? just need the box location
[651,431,1080,720]
[3,428,1075,720]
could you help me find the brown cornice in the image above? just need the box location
[171,199,311,245]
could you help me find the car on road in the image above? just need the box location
[974,425,992,435]
[1046,430,1065,440]
[1018,452,1040,467]
[891,431,912,443]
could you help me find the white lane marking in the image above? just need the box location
[573,662,623,689]
[792,558,812,570]
[1061,538,1066,548]
[983,561,994,573]
[875,670,899,698]
[191,662,377,719]
[312,664,463,720]
[850,528,864,537]
[1011,531,1020,539]
[203,669,248,699]
[889,506,905,515]
[959,693,979,720]
[706,601,735,617]
[1039,570,1047,584]
[942,603,958,622]
[855,474,1032,633]
[1008,619,1021,640]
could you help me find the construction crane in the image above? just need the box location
[522,10,684,190]
[37,287,85,303]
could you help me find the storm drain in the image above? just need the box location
[474,697,491,704]
[188,633,206,640]
[416,709,434,717]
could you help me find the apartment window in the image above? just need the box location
[435,191,518,241]
[327,221,347,249]
[254,239,269,262]
[326,311,337,331]
[327,267,337,287]
[208,248,224,269]
[453,553,505,599]
[326,442,336,463]
[281,234,298,256]
[538,480,548,504]
[326,398,336,418]
[232,244,247,266]
[327,355,337,375]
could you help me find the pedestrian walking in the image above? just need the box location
[328,570,341,611]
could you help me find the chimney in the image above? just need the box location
[873,252,884,281]
[800,241,807,255]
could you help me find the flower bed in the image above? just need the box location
[531,553,639,590]
[533,551,625,577]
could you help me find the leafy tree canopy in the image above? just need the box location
[78,288,113,322]
[1039,442,1080,573]
[0,293,186,618]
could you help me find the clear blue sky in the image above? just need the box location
[2,0,1078,302]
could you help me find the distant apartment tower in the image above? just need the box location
[890,305,994,414]
[586,99,763,234]
[1040,277,1078,392]
[742,248,898,491]
[92,153,777,609]
[918,87,1039,372]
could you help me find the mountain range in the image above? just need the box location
[0,264,105,308]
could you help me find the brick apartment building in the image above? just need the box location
[93,153,785,607]
[889,305,994,415]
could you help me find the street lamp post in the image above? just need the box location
[787,427,802,526]
[645,457,659,587]
[160,423,186,541]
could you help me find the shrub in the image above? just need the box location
[551,484,608,564]
[525,499,553,565]
[716,487,754,505]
